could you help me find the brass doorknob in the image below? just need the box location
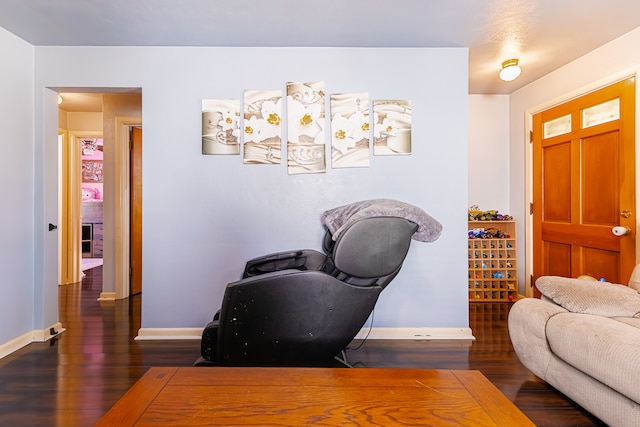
[621,210,632,218]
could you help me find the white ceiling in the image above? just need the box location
[4,0,640,105]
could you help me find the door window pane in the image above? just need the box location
[543,114,571,139]
[582,98,619,129]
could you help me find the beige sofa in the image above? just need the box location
[508,269,640,427]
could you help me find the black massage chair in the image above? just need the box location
[195,215,418,367]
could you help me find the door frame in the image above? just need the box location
[58,129,65,286]
[60,131,101,285]
[114,117,142,300]
[525,71,640,296]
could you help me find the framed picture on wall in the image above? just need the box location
[82,160,103,183]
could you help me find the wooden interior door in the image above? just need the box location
[130,127,143,295]
[532,78,636,291]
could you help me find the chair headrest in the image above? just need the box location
[331,217,418,278]
[322,199,442,243]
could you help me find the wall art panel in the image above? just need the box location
[286,81,326,174]
[330,92,370,168]
[373,99,412,155]
[243,89,282,164]
[202,99,240,155]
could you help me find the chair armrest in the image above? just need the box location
[243,249,327,277]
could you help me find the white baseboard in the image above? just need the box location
[135,328,203,340]
[135,327,475,341]
[0,322,65,359]
[0,331,32,359]
[354,327,475,340]
[32,322,65,342]
[97,292,116,301]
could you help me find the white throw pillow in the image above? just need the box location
[536,276,640,318]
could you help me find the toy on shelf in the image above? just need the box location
[468,205,513,222]
[468,227,511,239]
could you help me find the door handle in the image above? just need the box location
[612,226,630,236]
[48,223,58,231]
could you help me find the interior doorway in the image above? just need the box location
[130,126,142,295]
[114,117,142,299]
[58,95,103,286]
[79,135,104,269]
[57,90,142,300]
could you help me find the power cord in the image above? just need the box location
[348,308,375,351]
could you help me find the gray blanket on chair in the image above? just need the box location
[321,199,443,242]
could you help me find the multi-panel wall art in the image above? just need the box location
[202,81,411,174]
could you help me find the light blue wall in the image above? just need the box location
[0,27,35,343]
[33,46,469,331]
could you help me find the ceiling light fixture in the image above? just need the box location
[58,95,63,105]
[499,58,521,82]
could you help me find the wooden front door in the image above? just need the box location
[130,127,143,295]
[532,78,636,290]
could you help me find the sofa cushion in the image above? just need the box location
[536,276,640,318]
[546,313,640,405]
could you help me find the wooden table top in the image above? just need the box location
[96,367,534,426]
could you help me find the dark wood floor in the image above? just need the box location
[0,266,605,426]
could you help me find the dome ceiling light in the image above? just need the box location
[499,58,521,82]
